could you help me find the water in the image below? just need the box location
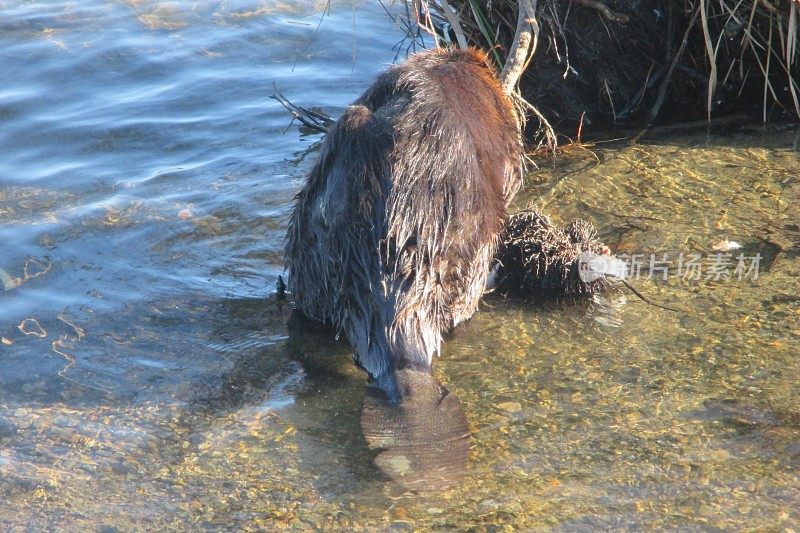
[1,1,799,530]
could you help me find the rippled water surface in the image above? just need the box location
[1,1,799,530]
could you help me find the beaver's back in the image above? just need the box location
[285,48,522,398]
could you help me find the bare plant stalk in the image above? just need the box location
[699,0,717,121]
[497,1,556,152]
[786,1,799,119]
[500,0,539,94]
[439,0,469,48]
[573,0,629,22]
[515,93,557,153]
[789,2,798,67]
[649,5,701,124]
[764,12,773,122]
[414,0,440,46]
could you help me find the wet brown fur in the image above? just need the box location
[285,48,522,398]
[493,210,614,298]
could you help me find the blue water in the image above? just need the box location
[0,0,405,307]
[0,0,408,389]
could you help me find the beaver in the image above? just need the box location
[285,48,523,401]
[490,209,620,298]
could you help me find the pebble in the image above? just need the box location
[497,401,522,413]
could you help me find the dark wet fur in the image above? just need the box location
[493,210,614,298]
[285,49,522,399]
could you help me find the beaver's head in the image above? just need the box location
[493,210,619,298]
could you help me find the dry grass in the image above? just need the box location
[399,0,800,130]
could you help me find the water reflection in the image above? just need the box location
[205,298,471,492]
[361,370,470,491]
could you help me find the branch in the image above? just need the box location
[438,0,469,49]
[515,93,557,153]
[270,85,334,134]
[573,0,629,23]
[500,0,540,95]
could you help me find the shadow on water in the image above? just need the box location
[201,295,471,493]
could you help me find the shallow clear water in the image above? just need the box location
[1,1,799,530]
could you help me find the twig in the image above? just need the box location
[271,85,333,134]
[764,11,774,123]
[576,111,586,143]
[500,0,539,95]
[573,0,629,23]
[516,94,557,154]
[293,0,332,73]
[758,0,778,14]
[699,0,717,121]
[438,0,469,49]
[788,2,798,67]
[619,279,681,313]
[380,0,425,56]
[414,0,441,47]
[649,5,701,124]
[602,78,616,121]
[781,3,800,118]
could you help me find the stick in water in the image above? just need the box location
[619,278,681,313]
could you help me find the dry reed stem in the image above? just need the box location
[700,0,718,120]
[764,12,773,122]
[438,0,469,48]
[788,2,798,65]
